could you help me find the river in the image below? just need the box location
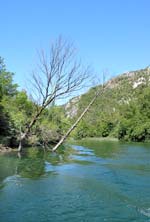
[0,140,150,222]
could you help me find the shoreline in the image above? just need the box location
[82,137,119,141]
[0,144,13,153]
[68,137,119,143]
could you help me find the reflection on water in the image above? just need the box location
[0,140,150,222]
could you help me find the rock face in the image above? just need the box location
[107,66,150,89]
[64,66,150,118]
[64,96,81,118]
[133,77,145,89]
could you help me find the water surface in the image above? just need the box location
[0,140,150,222]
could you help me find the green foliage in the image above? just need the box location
[0,58,18,146]
[0,105,10,136]
[118,86,150,142]
[35,106,71,145]
[1,90,35,134]
[0,56,150,148]
[73,67,150,142]
[0,57,18,97]
[0,57,72,148]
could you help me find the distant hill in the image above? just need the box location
[65,66,150,142]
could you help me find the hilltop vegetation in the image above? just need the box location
[70,67,150,142]
[0,56,150,150]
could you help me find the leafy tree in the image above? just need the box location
[0,57,18,97]
[0,58,18,146]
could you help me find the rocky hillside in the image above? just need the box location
[107,66,150,88]
[66,66,150,142]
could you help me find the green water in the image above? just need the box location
[0,140,150,222]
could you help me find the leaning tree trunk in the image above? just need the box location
[52,92,100,152]
[52,80,109,152]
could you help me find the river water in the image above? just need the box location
[0,140,150,222]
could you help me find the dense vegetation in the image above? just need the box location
[0,57,70,149]
[0,57,150,149]
[72,68,150,142]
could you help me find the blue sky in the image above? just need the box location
[1,0,150,90]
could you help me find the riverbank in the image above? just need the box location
[82,137,118,141]
[68,137,119,143]
[0,144,13,152]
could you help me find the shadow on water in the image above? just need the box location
[0,152,20,183]
[0,144,87,183]
[0,141,149,176]
[0,140,149,183]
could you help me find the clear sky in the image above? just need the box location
[1,0,150,90]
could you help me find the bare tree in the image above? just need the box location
[18,37,90,152]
